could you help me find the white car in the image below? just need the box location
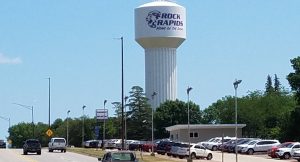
[276,142,300,159]
[241,140,280,155]
[292,149,300,162]
[177,143,213,160]
[48,137,66,152]
[106,139,122,149]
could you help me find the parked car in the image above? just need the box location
[0,140,6,148]
[170,142,182,157]
[276,142,300,159]
[106,139,122,149]
[268,142,294,158]
[141,141,157,152]
[227,138,257,153]
[237,139,260,153]
[128,141,146,151]
[241,139,280,155]
[177,143,213,160]
[98,150,138,162]
[84,140,101,148]
[48,137,67,152]
[23,139,41,155]
[292,149,300,162]
[156,140,173,155]
[206,137,234,151]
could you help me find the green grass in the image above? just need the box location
[68,148,176,162]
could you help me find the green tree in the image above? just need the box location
[274,74,281,92]
[154,100,202,139]
[265,75,274,94]
[287,56,300,104]
[126,86,151,140]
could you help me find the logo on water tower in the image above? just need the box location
[146,10,161,28]
[145,10,184,31]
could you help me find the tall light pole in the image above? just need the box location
[151,91,157,156]
[115,36,125,150]
[67,110,70,147]
[13,103,34,138]
[47,77,51,128]
[187,87,193,162]
[103,100,107,150]
[124,96,129,149]
[82,105,86,147]
[233,79,242,162]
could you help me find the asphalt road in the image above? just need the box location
[0,148,97,162]
[1,148,297,162]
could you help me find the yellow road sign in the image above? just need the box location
[46,129,53,137]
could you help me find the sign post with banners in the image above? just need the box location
[96,109,108,149]
[96,109,108,121]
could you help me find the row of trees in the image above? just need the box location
[7,57,300,147]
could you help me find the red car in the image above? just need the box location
[142,142,157,152]
[268,142,294,158]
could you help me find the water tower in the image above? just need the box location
[135,0,186,109]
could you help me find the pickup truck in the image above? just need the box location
[48,137,66,152]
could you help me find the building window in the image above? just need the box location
[194,132,198,137]
[176,134,178,140]
[190,132,193,137]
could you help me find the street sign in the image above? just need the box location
[96,109,108,120]
[46,129,53,137]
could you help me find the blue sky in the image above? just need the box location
[0,0,299,140]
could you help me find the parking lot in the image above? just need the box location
[147,151,297,162]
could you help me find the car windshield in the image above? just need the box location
[54,139,65,143]
[280,142,292,148]
[248,141,258,145]
[286,143,294,148]
[27,140,39,144]
[112,152,135,161]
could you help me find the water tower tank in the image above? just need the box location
[135,0,186,109]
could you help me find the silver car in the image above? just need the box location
[98,151,138,162]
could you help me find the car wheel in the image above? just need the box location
[283,153,291,159]
[191,153,196,159]
[23,151,27,155]
[212,146,217,151]
[206,153,213,160]
[247,149,254,155]
[49,149,53,152]
[297,159,300,162]
[64,149,66,153]
[179,155,184,159]
[37,151,41,155]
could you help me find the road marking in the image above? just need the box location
[9,149,39,162]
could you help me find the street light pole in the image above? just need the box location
[67,110,70,147]
[115,36,125,150]
[233,79,242,162]
[151,91,157,156]
[13,103,34,138]
[187,87,193,162]
[103,100,107,150]
[124,96,129,150]
[82,105,86,147]
[47,77,51,128]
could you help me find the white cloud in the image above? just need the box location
[0,53,22,64]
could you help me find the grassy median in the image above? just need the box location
[68,147,176,162]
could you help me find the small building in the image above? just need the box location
[166,124,246,143]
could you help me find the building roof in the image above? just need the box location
[166,124,247,132]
